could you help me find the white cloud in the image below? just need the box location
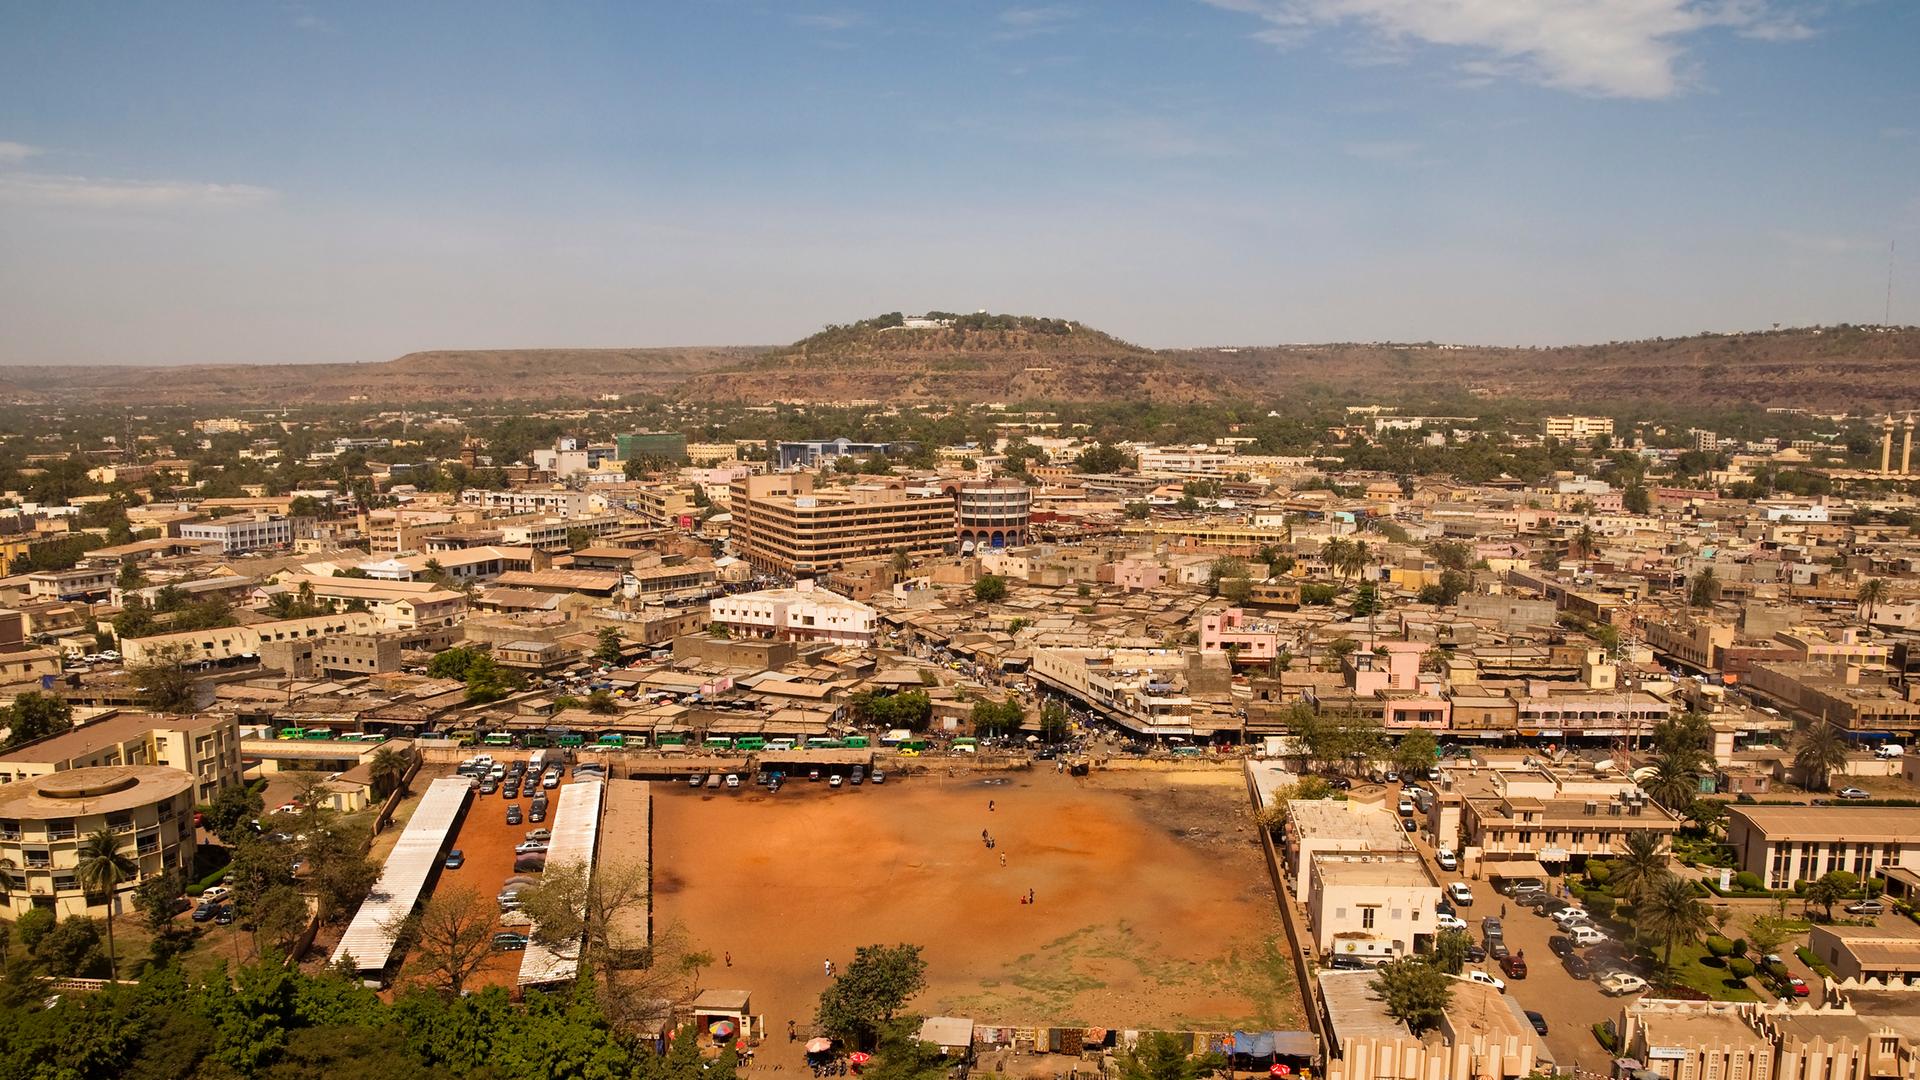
[1201,0,1814,99]
[0,141,43,164]
[1342,139,1422,161]
[0,172,277,210]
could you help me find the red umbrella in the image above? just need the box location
[1269,1066,1291,1077]
[850,1052,872,1066]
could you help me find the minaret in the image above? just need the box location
[1903,414,1915,475]
[1882,416,1896,474]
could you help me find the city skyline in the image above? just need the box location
[2,1,1918,365]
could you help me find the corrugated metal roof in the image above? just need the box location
[331,777,471,973]
[518,779,605,987]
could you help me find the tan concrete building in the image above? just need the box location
[1619,1000,1776,1080]
[1306,853,1441,962]
[730,474,957,577]
[1454,767,1680,868]
[1726,805,1920,890]
[1808,922,1920,984]
[0,710,241,805]
[0,765,197,917]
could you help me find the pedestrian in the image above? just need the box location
[989,799,995,812]
[824,959,832,977]
[1000,852,1007,867]
[1028,888,1035,904]
[725,951,733,967]
[982,828,989,841]
[1500,903,1507,918]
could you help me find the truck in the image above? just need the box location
[527,749,551,775]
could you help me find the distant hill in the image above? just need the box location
[3,318,1916,410]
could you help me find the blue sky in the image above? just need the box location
[2,1,1917,364]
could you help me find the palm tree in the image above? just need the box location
[1345,540,1373,582]
[1792,721,1850,792]
[1638,872,1712,972]
[1856,578,1890,626]
[1646,755,1700,814]
[1573,524,1598,559]
[1611,831,1671,905]
[75,829,137,981]
[1688,567,1720,608]
[368,746,410,798]
[1321,538,1352,580]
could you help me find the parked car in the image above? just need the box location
[1567,924,1608,947]
[1845,900,1885,916]
[1551,907,1592,928]
[515,840,548,854]
[1397,798,1415,815]
[1447,882,1475,906]
[1787,976,1810,997]
[870,770,886,784]
[1600,972,1648,996]
[202,886,231,902]
[1506,881,1546,899]
[214,906,235,925]
[829,775,845,788]
[1436,900,1456,918]
[524,828,551,842]
[688,773,705,788]
[1515,891,1552,910]
[1500,952,1528,979]
[1435,848,1458,871]
[529,801,547,823]
[1836,787,1872,800]
[479,781,498,795]
[492,932,531,952]
[1563,953,1592,980]
[1464,942,1487,963]
[1461,970,1506,993]
[444,849,465,869]
[192,902,224,922]
[1525,1010,1548,1036]
[506,804,522,825]
[1436,913,1469,932]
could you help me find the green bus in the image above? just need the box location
[734,736,766,751]
[705,736,734,751]
[304,730,332,740]
[483,732,514,747]
[597,734,626,747]
[806,737,844,749]
[556,733,585,747]
[278,727,307,740]
[843,735,869,749]
[658,733,686,747]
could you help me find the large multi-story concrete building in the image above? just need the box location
[1306,854,1441,962]
[729,474,956,577]
[0,764,198,918]
[459,488,594,518]
[1726,805,1920,889]
[178,514,294,553]
[951,482,1032,550]
[0,710,241,806]
[274,575,467,630]
[1454,766,1680,870]
[1543,415,1615,441]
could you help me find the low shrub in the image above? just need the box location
[1728,957,1756,979]
[1592,1022,1618,1053]
[1706,936,1733,958]
[1735,871,1764,891]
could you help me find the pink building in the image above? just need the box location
[1113,559,1167,593]
[1349,641,1450,730]
[1199,607,1285,662]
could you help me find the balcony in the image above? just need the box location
[46,829,76,842]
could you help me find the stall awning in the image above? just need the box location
[1486,859,1551,880]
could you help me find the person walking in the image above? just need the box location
[725,951,733,967]
[989,799,995,812]
[1000,852,1007,867]
[824,959,832,977]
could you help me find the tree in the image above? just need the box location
[33,915,105,977]
[864,1021,951,1080]
[0,692,74,750]
[201,782,264,842]
[972,575,1008,603]
[1393,729,1438,779]
[1646,754,1700,814]
[1220,575,1253,605]
[251,884,312,957]
[1804,873,1847,922]
[228,836,298,923]
[1624,484,1651,514]
[594,626,625,666]
[75,828,136,980]
[1428,928,1471,974]
[1638,872,1712,971]
[1688,567,1720,608]
[131,651,197,712]
[1611,831,1670,905]
[1113,1031,1224,1080]
[1792,721,1850,792]
[1073,442,1134,474]
[368,746,411,798]
[1428,540,1472,573]
[815,943,928,1049]
[426,645,489,681]
[1207,556,1249,596]
[398,887,495,996]
[516,859,652,968]
[585,689,618,714]
[969,698,1023,737]
[133,868,184,935]
[1857,577,1890,625]
[1572,524,1599,559]
[1369,955,1454,1033]
[1038,699,1071,743]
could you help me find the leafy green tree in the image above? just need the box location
[969,698,1023,737]
[425,645,489,681]
[75,828,136,980]
[586,688,618,714]
[33,915,106,977]
[1039,699,1071,743]
[369,746,411,798]
[201,781,264,841]
[1688,567,1720,608]
[1624,484,1651,514]
[131,651,197,711]
[1113,1031,1225,1080]
[972,575,1008,603]
[594,625,625,665]
[1857,577,1890,625]
[815,943,928,1049]
[1804,873,1847,922]
[1393,728,1438,779]
[0,692,73,750]
[1428,928,1471,974]
[1368,955,1454,1033]
[863,1020,951,1080]
[1073,442,1135,474]
[1611,831,1670,905]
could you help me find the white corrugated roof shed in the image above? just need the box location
[331,776,471,973]
[518,779,606,987]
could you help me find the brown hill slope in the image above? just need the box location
[3,322,1915,409]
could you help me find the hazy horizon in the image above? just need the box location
[3,2,1917,366]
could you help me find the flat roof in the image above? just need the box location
[0,764,193,818]
[1317,970,1409,1051]
[332,777,471,973]
[1313,856,1436,888]
[1729,804,1920,841]
[0,710,223,764]
[518,779,606,987]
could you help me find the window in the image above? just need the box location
[53,873,77,892]
[1361,907,1376,929]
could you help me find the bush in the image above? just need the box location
[1730,938,1748,958]
[1728,957,1756,979]
[1734,871,1764,891]
[1585,893,1617,920]
[1706,936,1733,958]
[1587,862,1613,886]
[1766,960,1789,980]
[186,865,229,897]
[1592,1022,1618,1053]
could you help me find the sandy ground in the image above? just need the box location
[651,767,1298,1061]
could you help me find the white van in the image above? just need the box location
[1873,744,1905,759]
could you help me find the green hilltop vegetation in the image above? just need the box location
[782,311,1146,358]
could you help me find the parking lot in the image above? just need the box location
[417,754,594,991]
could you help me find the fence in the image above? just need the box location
[1244,763,1325,1046]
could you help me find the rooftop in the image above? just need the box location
[0,764,194,817]
[1729,804,1920,841]
[0,710,224,764]
[1312,855,1436,888]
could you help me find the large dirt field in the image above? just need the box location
[650,767,1298,1055]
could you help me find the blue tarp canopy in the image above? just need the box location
[1227,1032,1318,1060]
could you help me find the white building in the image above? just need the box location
[459,489,595,518]
[707,581,876,645]
[178,515,294,553]
[1543,415,1615,441]
[1135,445,1237,478]
[1307,854,1442,962]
